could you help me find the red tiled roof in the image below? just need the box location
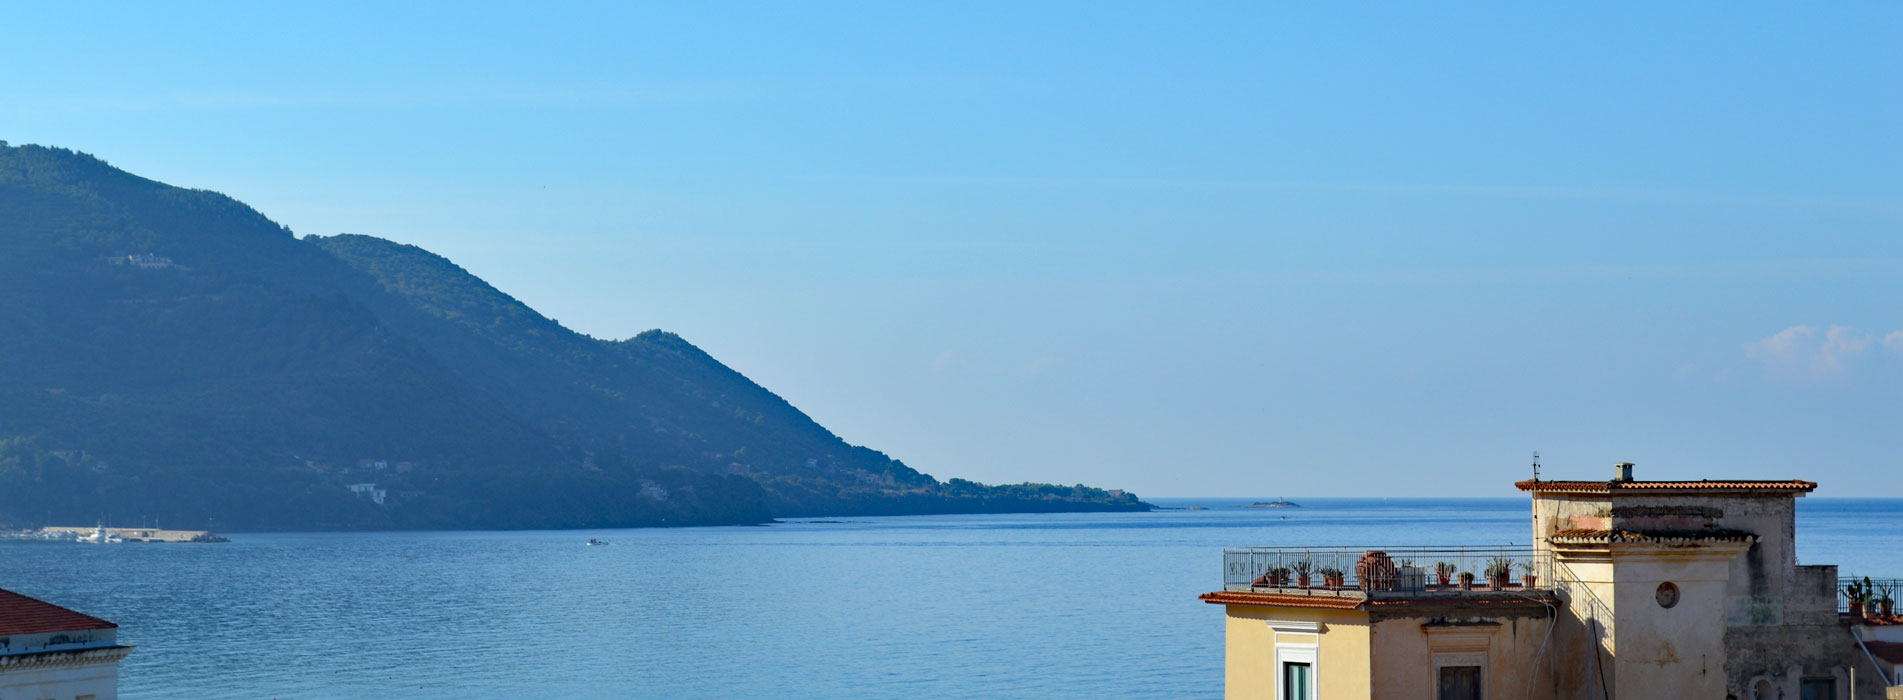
[1365,593,1560,610]
[0,588,116,636]
[1198,591,1365,610]
[1548,527,1757,543]
[1863,641,1903,664]
[1851,614,1903,628]
[1515,479,1817,495]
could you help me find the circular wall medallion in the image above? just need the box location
[1656,581,1681,609]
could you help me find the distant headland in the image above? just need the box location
[0,143,1150,532]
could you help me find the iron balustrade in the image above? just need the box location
[1222,546,1556,597]
[1838,576,1903,616]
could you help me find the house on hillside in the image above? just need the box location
[1201,463,1899,699]
[102,254,180,270]
[0,587,133,700]
[345,483,387,506]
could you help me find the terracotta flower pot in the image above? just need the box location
[1523,574,1538,588]
[1883,600,1894,617]
[1297,575,1311,588]
[1324,574,1344,589]
[1459,573,1475,591]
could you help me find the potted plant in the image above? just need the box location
[1356,551,1396,592]
[1435,561,1455,587]
[1519,560,1538,589]
[1268,566,1290,588]
[1320,566,1345,589]
[1292,559,1314,588]
[1844,579,1867,621]
[1485,557,1513,590]
[1880,583,1895,617]
[1458,570,1475,591]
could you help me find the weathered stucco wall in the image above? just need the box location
[1223,605,1370,700]
[1590,494,1797,614]
[0,649,126,700]
[1369,609,1560,700]
[1538,490,1881,699]
[1723,563,1880,699]
[1604,543,1742,699]
[1530,494,1609,562]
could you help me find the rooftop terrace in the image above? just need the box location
[1216,546,1560,608]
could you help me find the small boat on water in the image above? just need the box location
[1247,498,1301,509]
[79,525,122,544]
[586,538,610,546]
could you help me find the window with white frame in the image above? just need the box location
[1267,620,1320,700]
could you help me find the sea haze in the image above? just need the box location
[0,498,1890,699]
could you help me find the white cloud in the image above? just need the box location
[1744,324,1879,380]
[1887,331,1903,354]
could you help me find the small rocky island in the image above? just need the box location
[1247,499,1301,508]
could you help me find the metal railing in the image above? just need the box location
[1548,557,1615,699]
[1223,546,1556,597]
[1839,576,1903,616]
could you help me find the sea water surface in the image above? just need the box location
[0,497,1895,699]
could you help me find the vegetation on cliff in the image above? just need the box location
[0,143,1146,530]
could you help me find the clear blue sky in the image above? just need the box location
[5,3,1899,497]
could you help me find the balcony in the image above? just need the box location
[1222,546,1558,602]
[1840,576,1903,624]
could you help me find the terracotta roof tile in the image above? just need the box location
[1863,641,1903,664]
[1365,593,1560,610]
[0,588,116,636]
[1199,591,1365,610]
[1515,479,1816,495]
[1851,614,1903,627]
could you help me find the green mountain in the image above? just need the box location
[0,143,1147,531]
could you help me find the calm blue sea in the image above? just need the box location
[0,497,1894,699]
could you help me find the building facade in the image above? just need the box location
[1203,465,1900,699]
[0,588,132,700]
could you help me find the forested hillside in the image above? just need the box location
[0,144,1147,530]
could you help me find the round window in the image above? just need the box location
[1656,581,1680,609]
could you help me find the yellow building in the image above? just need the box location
[1202,464,1899,699]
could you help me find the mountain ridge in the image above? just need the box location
[0,143,1148,530]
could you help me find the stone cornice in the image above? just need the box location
[0,645,134,671]
[1551,537,1752,565]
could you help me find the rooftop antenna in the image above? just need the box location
[1531,451,1541,482]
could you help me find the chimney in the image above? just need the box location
[1614,462,1635,482]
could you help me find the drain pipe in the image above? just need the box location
[1851,626,1894,687]
[1508,588,1559,700]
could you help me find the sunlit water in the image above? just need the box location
[0,497,1892,699]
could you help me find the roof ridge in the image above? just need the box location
[1514,478,1817,494]
[0,587,118,636]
